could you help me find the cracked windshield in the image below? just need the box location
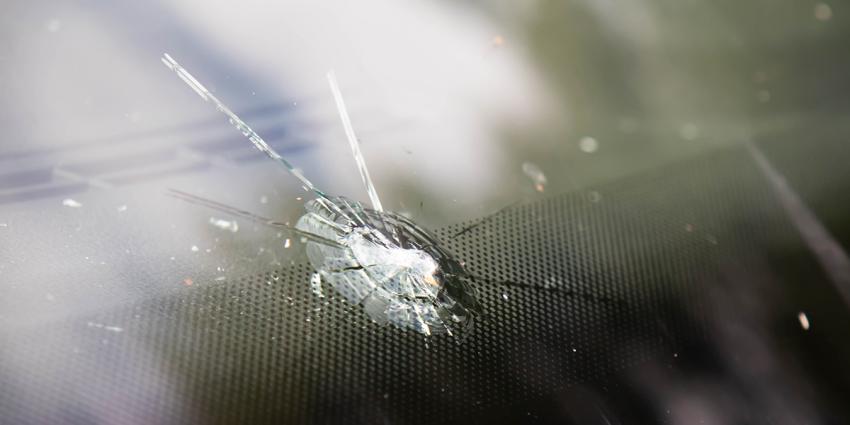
[2,1,850,424]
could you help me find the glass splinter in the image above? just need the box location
[161,54,323,198]
[162,54,482,336]
[327,71,384,212]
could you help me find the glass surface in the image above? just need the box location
[2,1,850,423]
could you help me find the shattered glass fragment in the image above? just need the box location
[295,196,482,335]
[162,54,482,336]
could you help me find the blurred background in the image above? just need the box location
[2,0,850,423]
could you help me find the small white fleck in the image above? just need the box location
[679,123,699,140]
[86,322,123,333]
[62,198,82,208]
[209,217,239,232]
[116,205,128,212]
[170,256,176,261]
[46,19,61,33]
[572,348,577,352]
[502,293,509,301]
[284,238,291,248]
[798,312,810,330]
[814,3,833,21]
[190,245,199,252]
[618,117,639,133]
[215,276,226,281]
[260,195,268,204]
[578,136,598,153]
[0,223,7,228]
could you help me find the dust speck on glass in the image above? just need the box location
[161,54,482,336]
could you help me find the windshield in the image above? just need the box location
[2,1,849,424]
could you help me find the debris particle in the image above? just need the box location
[209,217,239,232]
[117,205,128,212]
[679,123,699,140]
[86,322,124,333]
[814,3,832,21]
[62,198,82,208]
[0,223,7,228]
[502,293,509,301]
[685,224,695,232]
[183,278,194,286]
[798,312,810,330]
[46,19,61,33]
[260,195,268,204]
[215,276,226,281]
[190,245,199,252]
[284,238,291,248]
[578,136,598,153]
[521,162,547,192]
[618,117,638,133]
